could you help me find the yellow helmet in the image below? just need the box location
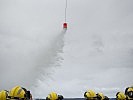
[125,87,133,99]
[9,86,26,99]
[0,90,8,100]
[116,92,126,100]
[97,93,105,100]
[47,92,58,100]
[84,90,96,99]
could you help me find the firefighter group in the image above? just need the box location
[0,85,133,100]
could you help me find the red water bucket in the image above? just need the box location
[63,23,67,29]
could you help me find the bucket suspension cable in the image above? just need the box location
[65,0,67,22]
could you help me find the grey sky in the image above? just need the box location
[0,0,133,98]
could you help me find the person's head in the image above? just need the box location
[58,95,64,100]
[46,92,59,100]
[104,96,109,100]
[97,93,105,100]
[0,90,8,100]
[116,92,127,100]
[125,87,133,100]
[84,90,97,100]
[8,86,30,100]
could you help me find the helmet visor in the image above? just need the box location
[87,97,97,100]
[8,96,25,100]
[128,91,133,98]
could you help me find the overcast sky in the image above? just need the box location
[0,0,133,98]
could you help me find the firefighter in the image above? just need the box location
[125,87,133,100]
[116,92,127,100]
[0,90,9,100]
[96,92,109,100]
[84,90,97,100]
[46,92,64,100]
[8,86,31,100]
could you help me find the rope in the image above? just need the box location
[65,0,67,22]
